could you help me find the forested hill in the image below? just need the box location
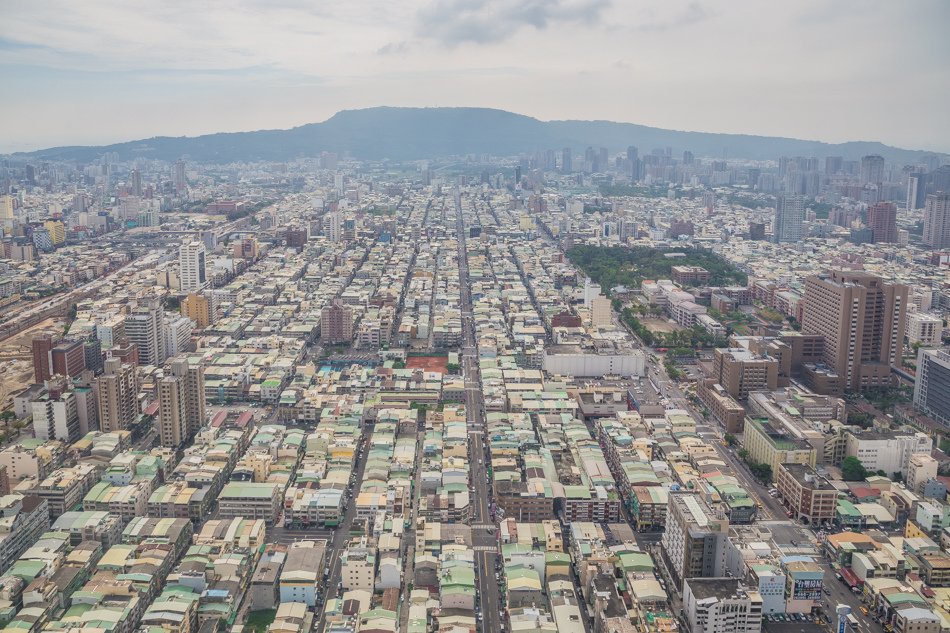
[12,107,942,164]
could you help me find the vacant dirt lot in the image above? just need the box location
[640,318,683,334]
[0,317,64,411]
[406,355,449,374]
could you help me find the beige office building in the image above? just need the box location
[97,358,139,433]
[802,271,907,392]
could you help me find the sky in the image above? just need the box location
[1,0,948,154]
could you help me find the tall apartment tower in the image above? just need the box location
[867,201,897,243]
[178,241,207,293]
[96,358,139,433]
[173,159,187,193]
[773,195,805,243]
[168,356,206,439]
[661,493,729,587]
[130,169,143,197]
[860,154,885,184]
[50,340,86,378]
[157,376,187,448]
[914,349,950,428]
[923,192,950,249]
[802,271,908,392]
[906,174,925,210]
[321,298,354,344]
[32,335,55,383]
[561,147,572,174]
[125,302,165,367]
[32,391,79,442]
[326,212,343,243]
[181,292,215,328]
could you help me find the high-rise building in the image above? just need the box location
[773,195,805,243]
[157,376,187,448]
[181,292,215,329]
[860,154,885,184]
[32,335,54,383]
[31,228,53,252]
[914,349,950,427]
[802,271,908,392]
[178,241,207,293]
[125,302,165,366]
[867,201,897,243]
[661,493,729,586]
[906,174,925,210]
[173,159,187,194]
[824,156,843,176]
[50,340,86,378]
[326,212,343,243]
[130,168,143,197]
[590,295,612,328]
[748,220,766,241]
[83,339,103,375]
[561,147,572,174]
[43,220,66,246]
[96,358,139,433]
[683,578,763,633]
[31,390,79,442]
[168,356,206,439]
[0,195,14,234]
[164,316,194,357]
[321,299,354,344]
[923,192,950,249]
[712,348,779,400]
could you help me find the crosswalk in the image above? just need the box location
[473,545,498,552]
[472,523,496,530]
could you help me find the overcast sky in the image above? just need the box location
[1,0,948,154]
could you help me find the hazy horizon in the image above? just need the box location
[2,0,948,154]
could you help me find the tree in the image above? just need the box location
[750,462,773,484]
[724,433,738,447]
[841,456,869,482]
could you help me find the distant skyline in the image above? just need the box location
[1,0,948,155]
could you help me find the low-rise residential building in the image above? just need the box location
[279,541,326,607]
[217,482,282,524]
[0,495,49,575]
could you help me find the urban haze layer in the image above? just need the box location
[1,126,950,633]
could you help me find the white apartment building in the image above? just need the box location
[683,578,763,633]
[906,312,943,347]
[32,392,80,443]
[164,315,194,357]
[844,430,932,478]
[179,241,207,293]
[340,537,377,592]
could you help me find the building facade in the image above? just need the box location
[802,271,908,392]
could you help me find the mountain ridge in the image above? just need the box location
[9,106,943,164]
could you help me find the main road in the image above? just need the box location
[454,194,503,633]
[312,426,372,633]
